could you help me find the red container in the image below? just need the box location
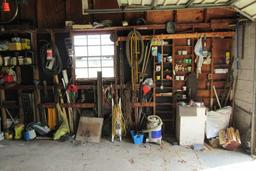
[2,2,10,12]
[4,75,13,83]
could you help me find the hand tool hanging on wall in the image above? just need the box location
[126,29,145,89]
[141,40,153,81]
[39,32,63,76]
[53,75,70,140]
[213,85,222,109]
[127,30,140,130]
[160,43,164,90]
[62,70,74,133]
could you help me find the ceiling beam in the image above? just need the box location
[233,6,255,21]
[176,0,182,5]
[186,0,196,7]
[240,1,256,10]
[213,0,221,4]
[226,0,240,6]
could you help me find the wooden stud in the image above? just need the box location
[0,89,7,130]
[97,71,102,117]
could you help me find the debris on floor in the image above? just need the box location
[208,137,220,148]
[192,144,205,151]
[219,127,241,151]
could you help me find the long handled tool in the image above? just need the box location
[62,70,74,133]
[213,85,222,109]
[160,43,164,90]
[53,75,70,140]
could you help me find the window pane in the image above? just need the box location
[76,59,87,68]
[88,46,101,56]
[88,35,100,45]
[74,35,87,46]
[102,45,114,56]
[88,57,101,67]
[76,68,88,79]
[75,46,87,56]
[88,68,101,78]
[102,56,113,67]
[101,34,113,45]
[102,68,114,77]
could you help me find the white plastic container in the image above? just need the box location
[176,105,207,146]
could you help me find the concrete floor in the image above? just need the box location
[0,139,255,171]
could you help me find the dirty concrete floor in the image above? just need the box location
[0,139,255,171]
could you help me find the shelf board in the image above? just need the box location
[118,31,235,41]
[152,44,172,47]
[154,62,172,65]
[175,54,193,57]
[0,50,32,53]
[155,79,172,81]
[174,80,185,82]
[42,103,95,109]
[156,102,175,106]
[156,111,175,114]
[155,70,172,73]
[174,45,192,48]
[155,93,173,97]
[0,64,34,67]
[133,102,154,108]
[175,71,191,75]
[155,87,172,90]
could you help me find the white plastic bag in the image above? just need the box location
[206,106,232,139]
[194,37,204,74]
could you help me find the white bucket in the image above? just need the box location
[145,115,163,144]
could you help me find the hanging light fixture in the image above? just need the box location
[2,0,10,12]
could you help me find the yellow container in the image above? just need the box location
[48,108,57,130]
[15,124,24,140]
[8,43,22,51]
[21,39,31,50]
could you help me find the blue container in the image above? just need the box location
[130,130,144,145]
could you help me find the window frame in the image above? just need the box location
[72,32,116,82]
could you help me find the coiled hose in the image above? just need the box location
[126,30,144,67]
[39,40,63,76]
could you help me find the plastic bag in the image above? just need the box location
[206,106,232,139]
[194,37,204,74]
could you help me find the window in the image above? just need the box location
[74,34,114,79]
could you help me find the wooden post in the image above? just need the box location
[97,71,102,117]
[17,89,24,123]
[0,89,7,130]
[31,31,41,122]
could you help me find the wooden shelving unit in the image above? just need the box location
[172,38,195,103]
[152,40,174,134]
[0,32,35,127]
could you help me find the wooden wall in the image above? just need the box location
[1,0,237,28]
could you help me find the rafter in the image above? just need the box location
[186,0,196,7]
[240,1,256,10]
[226,0,240,6]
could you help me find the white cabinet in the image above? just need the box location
[176,105,207,146]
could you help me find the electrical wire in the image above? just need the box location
[39,40,63,76]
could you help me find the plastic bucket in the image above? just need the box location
[130,130,144,145]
